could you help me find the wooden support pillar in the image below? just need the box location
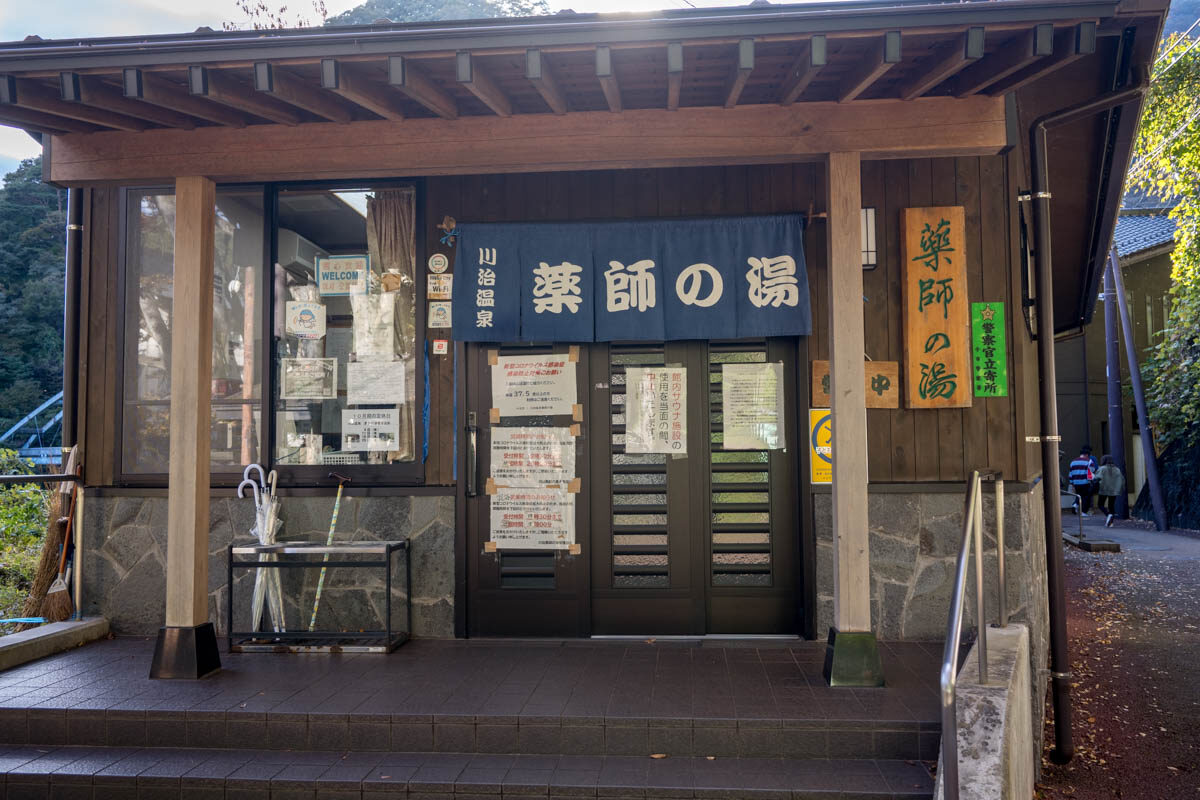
[822,151,883,687]
[150,175,221,679]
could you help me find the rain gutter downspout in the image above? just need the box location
[1027,72,1147,765]
[62,187,81,459]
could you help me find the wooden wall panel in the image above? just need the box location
[82,187,118,487]
[931,158,966,479]
[861,160,892,482]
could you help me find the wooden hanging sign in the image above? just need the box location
[810,360,900,409]
[901,206,972,409]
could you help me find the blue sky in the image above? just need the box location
[0,0,728,173]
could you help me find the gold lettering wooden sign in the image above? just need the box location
[901,206,971,409]
[811,360,900,409]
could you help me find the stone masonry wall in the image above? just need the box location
[81,493,455,638]
[813,483,1050,761]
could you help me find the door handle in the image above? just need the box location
[466,414,480,497]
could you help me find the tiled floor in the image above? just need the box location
[0,637,940,725]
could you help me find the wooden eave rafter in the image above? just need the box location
[779,35,826,105]
[946,23,1054,97]
[525,49,566,115]
[596,45,622,113]
[456,52,512,117]
[320,59,405,120]
[724,38,755,109]
[60,73,199,129]
[837,31,902,103]
[984,21,1097,95]
[388,55,458,119]
[123,69,249,128]
[896,27,985,100]
[0,104,99,135]
[255,62,353,122]
[191,66,301,125]
[2,76,149,131]
[666,42,683,111]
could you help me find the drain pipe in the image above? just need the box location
[62,187,81,459]
[1028,75,1147,765]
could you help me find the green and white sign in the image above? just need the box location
[971,302,1008,397]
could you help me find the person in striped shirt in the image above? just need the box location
[1068,445,1099,515]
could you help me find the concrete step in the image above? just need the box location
[0,745,935,799]
[0,707,939,762]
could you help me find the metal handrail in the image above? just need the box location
[940,469,1007,800]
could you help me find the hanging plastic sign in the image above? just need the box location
[342,407,399,451]
[722,362,785,450]
[284,301,326,339]
[280,358,337,400]
[971,302,1008,397]
[317,254,369,296]
[491,353,577,417]
[452,214,809,342]
[346,360,405,405]
[625,367,687,454]
[489,487,575,549]
[490,427,575,486]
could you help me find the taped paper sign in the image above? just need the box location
[489,487,575,550]
[280,358,337,400]
[722,362,786,450]
[347,360,406,405]
[318,255,369,296]
[626,367,687,454]
[491,354,577,416]
[285,301,326,339]
[427,274,453,300]
[342,407,400,451]
[490,427,575,487]
[351,293,395,358]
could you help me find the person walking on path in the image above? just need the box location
[1069,445,1099,515]
[1095,454,1126,527]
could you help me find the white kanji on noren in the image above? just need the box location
[475,310,494,327]
[477,267,496,286]
[675,262,724,308]
[478,248,497,266]
[476,288,495,307]
[746,255,799,308]
[532,262,583,314]
[604,259,657,312]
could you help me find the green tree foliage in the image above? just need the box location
[325,0,549,26]
[1132,32,1200,446]
[0,449,48,632]
[0,157,64,436]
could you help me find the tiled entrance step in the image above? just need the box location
[0,746,935,799]
[1,708,938,762]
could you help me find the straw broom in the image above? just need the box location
[39,484,78,622]
[15,491,64,632]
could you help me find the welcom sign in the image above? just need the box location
[451,215,811,342]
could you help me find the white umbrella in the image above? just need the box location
[239,467,287,634]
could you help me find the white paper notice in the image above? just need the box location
[489,487,575,550]
[347,360,406,405]
[492,354,577,417]
[625,367,687,454]
[342,407,400,451]
[351,293,396,358]
[490,427,575,487]
[285,301,326,339]
[280,358,337,400]
[722,362,786,450]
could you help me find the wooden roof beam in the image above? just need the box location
[122,69,248,129]
[60,73,197,129]
[724,38,755,109]
[320,59,404,121]
[525,49,566,115]
[0,101,98,135]
[985,22,1097,96]
[779,35,826,105]
[0,75,148,131]
[838,31,901,103]
[189,66,300,126]
[946,23,1054,97]
[456,52,511,117]
[388,56,457,120]
[897,27,985,101]
[596,46,622,113]
[667,42,683,111]
[256,62,353,123]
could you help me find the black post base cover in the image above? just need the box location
[149,622,221,679]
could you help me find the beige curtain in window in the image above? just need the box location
[366,188,417,462]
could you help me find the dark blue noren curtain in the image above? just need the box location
[453,214,809,342]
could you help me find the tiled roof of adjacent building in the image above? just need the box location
[1114,213,1176,259]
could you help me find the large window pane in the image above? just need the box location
[273,186,417,466]
[122,189,265,475]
